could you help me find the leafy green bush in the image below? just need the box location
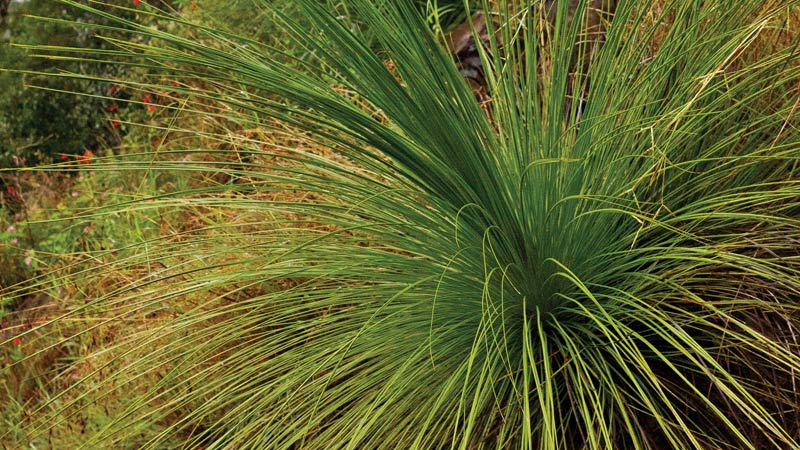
[0,0,178,168]
[5,0,800,449]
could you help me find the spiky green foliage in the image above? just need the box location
[5,0,800,448]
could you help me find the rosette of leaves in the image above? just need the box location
[6,0,800,449]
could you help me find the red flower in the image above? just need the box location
[6,186,16,196]
[109,105,118,113]
[111,120,120,128]
[142,94,156,111]
[108,84,117,94]
[60,153,68,161]
[171,80,179,87]
[13,337,21,346]
[134,0,140,4]
[78,149,93,165]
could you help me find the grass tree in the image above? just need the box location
[4,0,800,448]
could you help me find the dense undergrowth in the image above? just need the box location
[2,0,800,449]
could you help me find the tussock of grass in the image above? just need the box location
[3,0,800,449]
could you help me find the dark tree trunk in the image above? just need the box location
[0,0,10,20]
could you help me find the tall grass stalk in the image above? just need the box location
[4,0,800,448]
